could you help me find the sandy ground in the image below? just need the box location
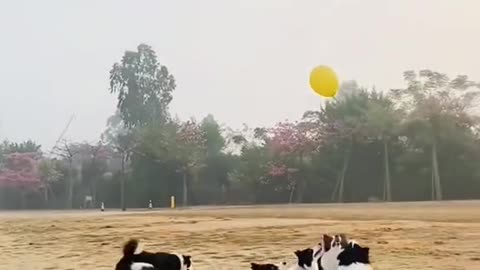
[1,201,480,270]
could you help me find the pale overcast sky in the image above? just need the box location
[0,0,479,150]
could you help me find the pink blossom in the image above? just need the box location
[268,121,314,156]
[268,163,288,177]
[0,152,42,189]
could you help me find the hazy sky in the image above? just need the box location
[1,0,479,150]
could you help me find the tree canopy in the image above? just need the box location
[2,44,480,209]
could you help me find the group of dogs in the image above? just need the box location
[115,234,372,270]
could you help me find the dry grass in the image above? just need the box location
[1,201,480,270]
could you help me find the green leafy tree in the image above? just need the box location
[391,70,480,200]
[200,115,230,203]
[175,120,206,206]
[228,126,272,203]
[201,114,225,157]
[102,111,137,211]
[109,44,176,128]
[75,142,110,206]
[304,89,372,202]
[38,158,62,203]
[0,140,41,154]
[363,91,402,201]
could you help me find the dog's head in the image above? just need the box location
[294,247,322,270]
[319,234,352,270]
[322,234,349,252]
[337,242,370,266]
[250,262,281,270]
[181,255,192,270]
[321,234,334,253]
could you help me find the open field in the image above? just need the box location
[1,201,480,270]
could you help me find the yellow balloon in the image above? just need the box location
[309,65,339,98]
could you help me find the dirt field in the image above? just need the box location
[1,201,480,270]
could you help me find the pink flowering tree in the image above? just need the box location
[267,121,317,203]
[0,152,43,207]
[0,152,42,189]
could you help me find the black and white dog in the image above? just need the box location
[252,244,324,270]
[115,239,192,270]
[319,234,372,270]
[337,241,371,270]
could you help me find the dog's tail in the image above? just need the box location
[123,239,139,257]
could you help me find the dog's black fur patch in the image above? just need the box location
[337,242,370,266]
[250,262,281,270]
[295,248,315,268]
[115,239,192,270]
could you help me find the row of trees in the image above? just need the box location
[1,44,480,209]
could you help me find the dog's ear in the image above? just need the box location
[363,247,370,256]
[323,234,333,243]
[183,255,191,265]
[294,250,302,257]
[250,263,259,270]
[339,234,349,248]
[323,234,333,251]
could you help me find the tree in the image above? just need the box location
[304,89,372,202]
[363,91,402,201]
[38,158,62,203]
[201,114,225,157]
[336,80,363,101]
[75,142,110,207]
[0,140,41,155]
[228,126,272,203]
[53,140,81,209]
[109,44,176,128]
[200,115,230,203]
[0,152,42,208]
[102,111,137,211]
[267,121,316,203]
[175,120,206,207]
[391,70,480,200]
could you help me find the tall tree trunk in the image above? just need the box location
[432,142,442,200]
[331,147,351,202]
[92,182,97,207]
[47,185,56,203]
[221,183,227,204]
[21,189,27,209]
[43,184,53,208]
[66,161,74,209]
[120,156,126,211]
[44,186,49,204]
[295,179,306,203]
[338,156,347,203]
[295,152,306,203]
[383,138,392,201]
[288,180,296,204]
[431,166,435,200]
[182,169,188,207]
[331,173,340,202]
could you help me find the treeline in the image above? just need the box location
[1,44,480,209]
